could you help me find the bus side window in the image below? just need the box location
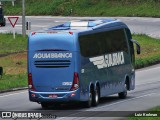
[79,29,130,57]
[103,29,128,54]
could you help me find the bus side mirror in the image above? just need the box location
[131,39,141,54]
[136,43,140,54]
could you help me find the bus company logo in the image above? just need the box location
[33,53,72,59]
[89,52,125,69]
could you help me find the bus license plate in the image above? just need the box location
[49,94,57,98]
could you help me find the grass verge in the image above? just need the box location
[0,52,27,91]
[0,74,27,91]
[2,0,160,17]
[133,34,160,69]
[0,33,160,91]
[0,33,27,55]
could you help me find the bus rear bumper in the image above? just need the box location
[29,89,80,103]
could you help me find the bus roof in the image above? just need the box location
[32,19,128,35]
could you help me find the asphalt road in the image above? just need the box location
[1,16,160,38]
[0,64,160,120]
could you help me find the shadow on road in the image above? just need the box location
[32,95,133,111]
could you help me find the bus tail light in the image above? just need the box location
[31,32,36,36]
[70,72,79,91]
[69,31,73,35]
[28,73,36,91]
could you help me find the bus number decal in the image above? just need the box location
[62,82,72,86]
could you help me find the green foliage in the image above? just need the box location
[128,116,160,120]
[150,106,160,111]
[1,0,160,17]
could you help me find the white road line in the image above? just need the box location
[15,25,47,27]
[0,91,27,98]
[56,92,157,120]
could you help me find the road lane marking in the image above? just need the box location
[0,91,27,98]
[15,25,46,27]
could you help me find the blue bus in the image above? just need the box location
[28,19,140,108]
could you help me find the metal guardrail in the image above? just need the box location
[0,0,16,6]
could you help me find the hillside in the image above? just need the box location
[2,0,160,17]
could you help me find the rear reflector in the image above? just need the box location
[31,94,36,97]
[70,72,79,91]
[28,73,36,91]
[71,93,76,97]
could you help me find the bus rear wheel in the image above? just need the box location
[84,88,94,108]
[118,83,127,99]
[93,86,100,106]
